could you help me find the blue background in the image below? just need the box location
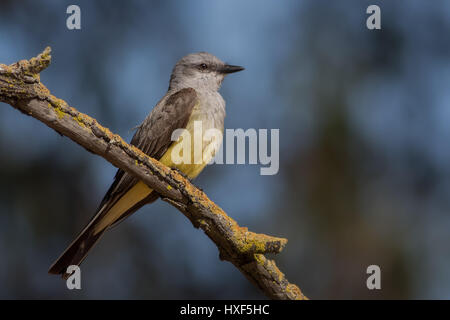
[1,0,449,299]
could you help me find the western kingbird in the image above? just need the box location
[49,52,244,276]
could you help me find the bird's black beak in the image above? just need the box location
[220,64,245,74]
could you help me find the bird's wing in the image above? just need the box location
[97,87,199,215]
[48,88,198,275]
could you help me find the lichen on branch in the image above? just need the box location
[0,47,307,300]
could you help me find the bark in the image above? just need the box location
[0,48,307,300]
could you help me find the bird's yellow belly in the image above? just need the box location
[95,117,222,233]
[159,115,223,179]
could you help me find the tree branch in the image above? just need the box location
[0,48,307,300]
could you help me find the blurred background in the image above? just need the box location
[0,0,449,299]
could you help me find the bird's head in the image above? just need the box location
[169,52,244,92]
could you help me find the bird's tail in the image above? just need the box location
[48,215,108,277]
[49,181,157,277]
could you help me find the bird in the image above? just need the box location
[48,52,244,276]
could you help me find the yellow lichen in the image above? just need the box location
[234,231,267,254]
[254,254,266,265]
[55,108,65,119]
[286,284,307,300]
[197,219,208,227]
[73,115,86,128]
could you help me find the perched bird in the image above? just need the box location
[49,52,244,276]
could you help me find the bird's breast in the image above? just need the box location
[159,92,225,179]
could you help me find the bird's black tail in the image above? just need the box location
[49,180,159,277]
[48,219,106,277]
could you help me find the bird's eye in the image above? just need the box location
[199,63,208,70]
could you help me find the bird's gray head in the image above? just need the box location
[169,52,244,92]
